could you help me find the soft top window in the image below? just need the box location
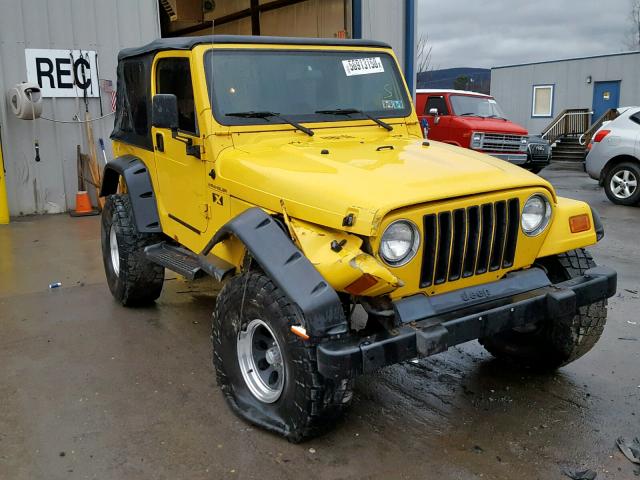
[111,55,153,150]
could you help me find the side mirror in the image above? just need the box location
[428,107,441,124]
[152,94,179,130]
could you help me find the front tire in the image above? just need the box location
[101,194,165,306]
[480,249,607,370]
[604,161,640,205]
[212,271,353,442]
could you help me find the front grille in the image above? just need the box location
[419,198,520,288]
[528,143,549,160]
[481,133,526,152]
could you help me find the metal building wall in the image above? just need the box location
[360,0,405,70]
[0,0,160,216]
[355,0,416,94]
[491,52,640,135]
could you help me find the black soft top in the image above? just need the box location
[118,35,392,60]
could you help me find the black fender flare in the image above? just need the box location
[100,156,161,233]
[202,207,347,338]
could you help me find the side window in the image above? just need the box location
[425,96,449,115]
[122,60,149,136]
[156,58,197,134]
[630,112,640,126]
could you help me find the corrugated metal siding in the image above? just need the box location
[0,0,160,215]
[491,52,640,135]
[360,0,405,71]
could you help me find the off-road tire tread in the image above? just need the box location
[554,249,606,362]
[212,271,353,442]
[480,248,607,369]
[102,194,164,306]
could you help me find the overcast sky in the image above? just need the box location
[417,0,635,70]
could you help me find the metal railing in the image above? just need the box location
[579,108,620,145]
[541,108,591,144]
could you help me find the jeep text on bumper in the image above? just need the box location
[318,266,616,378]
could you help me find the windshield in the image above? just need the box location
[204,49,411,126]
[450,95,507,119]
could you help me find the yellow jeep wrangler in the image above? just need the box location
[100,35,616,442]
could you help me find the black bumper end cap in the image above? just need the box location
[590,206,605,241]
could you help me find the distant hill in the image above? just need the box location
[417,67,491,94]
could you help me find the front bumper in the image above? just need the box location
[489,153,528,164]
[317,266,617,378]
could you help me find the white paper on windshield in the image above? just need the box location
[342,57,384,76]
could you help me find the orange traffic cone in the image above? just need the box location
[70,146,99,217]
[69,190,99,217]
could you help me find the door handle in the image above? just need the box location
[155,132,165,152]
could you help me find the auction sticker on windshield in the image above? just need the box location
[342,57,384,76]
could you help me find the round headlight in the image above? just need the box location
[521,194,551,236]
[379,220,420,266]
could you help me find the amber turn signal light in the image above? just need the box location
[569,214,591,233]
[344,273,378,295]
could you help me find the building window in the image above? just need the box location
[532,85,554,117]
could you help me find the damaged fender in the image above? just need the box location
[286,217,401,297]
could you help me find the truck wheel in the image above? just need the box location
[212,271,353,442]
[480,249,607,370]
[101,194,164,306]
[604,161,640,205]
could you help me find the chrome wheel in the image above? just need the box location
[109,224,120,276]
[610,169,638,199]
[237,319,285,403]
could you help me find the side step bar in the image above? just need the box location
[144,242,235,281]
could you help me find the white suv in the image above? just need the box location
[586,107,640,205]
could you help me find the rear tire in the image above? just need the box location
[480,249,607,370]
[101,194,165,306]
[212,271,353,442]
[604,161,640,205]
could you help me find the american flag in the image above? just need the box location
[100,79,117,112]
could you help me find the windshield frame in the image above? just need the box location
[203,48,412,128]
[449,94,507,119]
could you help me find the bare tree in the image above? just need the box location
[624,0,640,50]
[416,34,433,73]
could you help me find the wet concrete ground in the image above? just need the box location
[1,165,638,480]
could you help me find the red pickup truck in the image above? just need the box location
[416,89,549,172]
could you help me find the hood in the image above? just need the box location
[453,116,528,135]
[218,133,552,235]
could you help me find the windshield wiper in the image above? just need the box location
[315,108,393,131]
[460,112,484,117]
[225,111,314,136]
[487,114,507,120]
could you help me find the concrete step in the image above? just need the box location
[552,155,586,162]
[554,145,586,151]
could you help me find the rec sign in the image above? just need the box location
[25,49,99,98]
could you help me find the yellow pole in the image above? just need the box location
[0,129,9,224]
